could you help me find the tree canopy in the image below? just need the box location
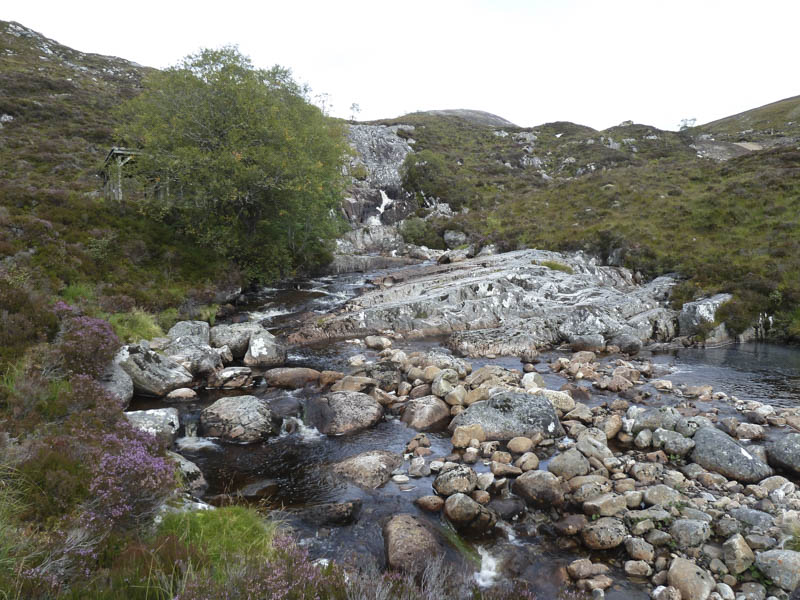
[115,47,348,281]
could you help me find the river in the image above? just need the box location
[128,267,800,599]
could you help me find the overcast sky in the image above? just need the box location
[4,0,799,131]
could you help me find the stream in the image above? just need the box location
[128,265,800,599]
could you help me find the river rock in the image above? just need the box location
[200,395,274,443]
[167,450,208,496]
[306,391,383,435]
[431,368,459,397]
[449,390,564,441]
[433,464,477,496]
[207,366,252,389]
[126,407,180,441]
[167,320,210,343]
[691,427,773,483]
[383,514,439,575]
[297,500,362,526]
[209,322,262,358]
[118,344,194,396]
[264,367,321,389]
[243,330,286,367]
[766,432,800,477]
[162,337,223,375]
[401,395,450,431]
[722,533,754,574]
[99,361,134,408]
[452,424,486,448]
[581,517,627,549]
[364,335,392,350]
[333,450,403,489]
[667,557,715,600]
[632,406,681,434]
[644,484,683,507]
[670,519,711,548]
[549,448,590,480]
[443,493,497,534]
[754,549,800,591]
[513,470,565,507]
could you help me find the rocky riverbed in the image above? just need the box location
[109,262,800,600]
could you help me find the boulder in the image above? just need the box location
[632,406,681,434]
[433,465,478,496]
[209,323,263,358]
[332,450,403,489]
[167,320,210,343]
[513,470,565,507]
[443,229,468,249]
[449,390,564,441]
[243,330,286,367]
[167,450,208,496]
[443,493,497,534]
[401,395,450,431]
[581,517,627,550]
[364,335,392,350]
[296,500,362,526]
[722,533,754,574]
[118,344,193,397]
[691,427,773,483]
[767,432,800,477]
[452,424,486,448]
[670,519,711,548]
[126,407,180,441]
[264,367,321,389]
[667,557,715,600]
[207,367,252,389]
[548,448,590,480]
[200,395,274,443]
[162,337,223,375]
[754,549,800,591]
[384,514,439,575]
[305,391,383,435]
[98,361,134,408]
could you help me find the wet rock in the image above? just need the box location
[754,550,800,591]
[554,514,589,536]
[238,479,279,499]
[625,537,655,561]
[264,367,320,389]
[449,390,564,441]
[632,406,681,434]
[333,450,403,488]
[678,294,732,337]
[118,344,194,397]
[624,560,652,577]
[514,452,540,471]
[297,500,361,525]
[567,558,610,579]
[408,457,430,478]
[415,495,444,512]
[163,334,223,376]
[667,557,715,600]
[200,395,274,443]
[168,451,207,496]
[443,493,497,534]
[690,427,773,484]
[433,464,477,496]
[431,368,459,397]
[488,497,526,521]
[306,391,383,436]
[331,375,378,393]
[513,470,566,507]
[401,395,450,431]
[549,448,591,480]
[207,366,253,389]
[243,330,286,367]
[766,432,800,477]
[319,370,345,387]
[508,436,534,454]
[383,514,439,575]
[581,517,627,549]
[209,322,262,358]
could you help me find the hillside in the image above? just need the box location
[0,21,238,364]
[696,94,800,142]
[379,100,800,340]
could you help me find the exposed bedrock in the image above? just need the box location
[290,249,678,356]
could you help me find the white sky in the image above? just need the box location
[4,0,799,131]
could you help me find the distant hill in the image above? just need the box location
[403,109,517,128]
[697,94,800,142]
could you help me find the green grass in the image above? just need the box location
[60,283,95,304]
[108,310,164,343]
[538,260,574,274]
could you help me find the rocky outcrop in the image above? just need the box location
[290,249,678,356]
[449,390,564,440]
[126,407,180,441]
[305,391,383,435]
[210,323,263,358]
[243,330,286,368]
[200,395,275,443]
[99,361,134,407]
[117,344,193,397]
[678,293,732,337]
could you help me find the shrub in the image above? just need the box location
[57,316,120,378]
[156,308,180,332]
[400,217,445,249]
[60,283,95,305]
[108,310,163,343]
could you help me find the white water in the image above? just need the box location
[175,436,221,452]
[279,416,324,441]
[377,190,393,214]
[474,546,499,588]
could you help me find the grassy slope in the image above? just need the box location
[378,98,800,339]
[0,21,234,365]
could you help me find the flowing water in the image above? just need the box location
[129,266,800,599]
